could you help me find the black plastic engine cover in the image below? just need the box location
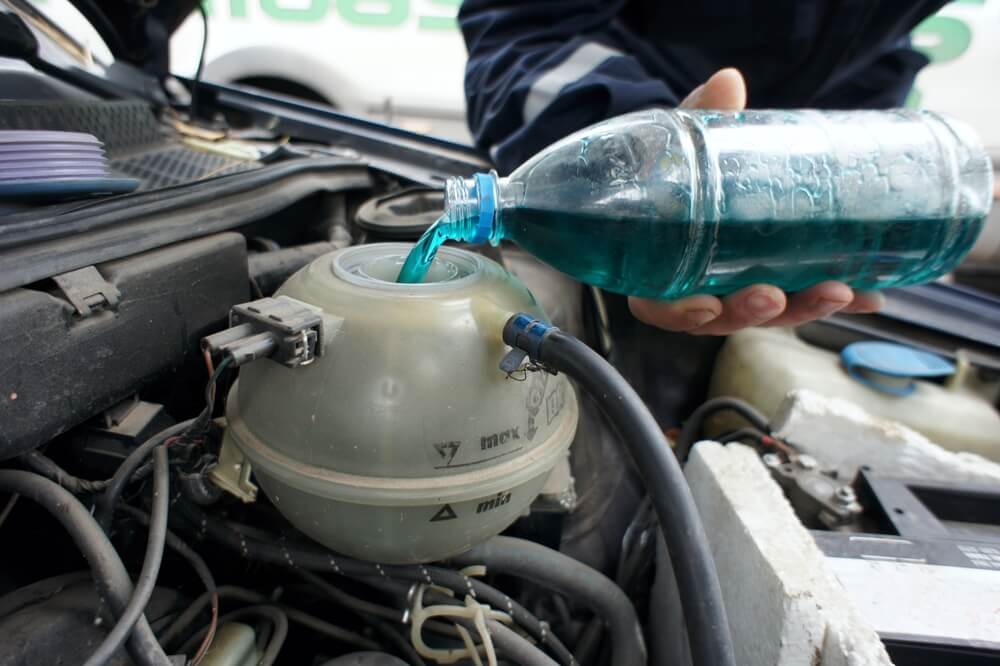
[0,233,248,459]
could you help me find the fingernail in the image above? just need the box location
[748,292,781,317]
[683,84,704,107]
[684,308,718,328]
[867,292,886,310]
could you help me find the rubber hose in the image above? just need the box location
[453,536,644,666]
[120,505,218,652]
[173,502,576,666]
[169,586,381,653]
[507,322,736,666]
[676,397,770,461]
[487,621,559,666]
[184,606,288,666]
[84,446,170,666]
[18,450,112,493]
[0,470,172,666]
[96,419,196,532]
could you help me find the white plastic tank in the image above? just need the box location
[220,244,578,564]
[709,327,1000,461]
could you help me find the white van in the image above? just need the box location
[167,0,1000,153]
[171,0,472,142]
[23,0,1000,155]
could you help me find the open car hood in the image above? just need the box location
[65,0,200,74]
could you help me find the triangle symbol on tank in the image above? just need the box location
[430,504,458,522]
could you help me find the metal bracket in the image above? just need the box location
[762,452,863,528]
[52,265,121,317]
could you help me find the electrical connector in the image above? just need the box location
[202,296,326,368]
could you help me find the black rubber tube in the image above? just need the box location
[717,426,768,445]
[0,471,172,666]
[18,450,112,494]
[120,505,218,642]
[174,502,576,666]
[507,323,736,666]
[166,586,381,653]
[295,569,404,622]
[194,605,288,666]
[98,357,231,533]
[487,620,559,666]
[96,419,195,531]
[676,397,770,461]
[84,447,170,666]
[452,536,645,666]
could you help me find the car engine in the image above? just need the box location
[1,5,1000,666]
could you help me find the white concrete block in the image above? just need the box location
[683,442,892,666]
[772,389,1000,485]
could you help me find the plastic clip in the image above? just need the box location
[408,579,511,666]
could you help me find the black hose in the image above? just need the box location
[0,471,172,666]
[717,426,768,444]
[487,620,559,666]
[368,622,428,666]
[18,450,112,494]
[295,569,405,622]
[573,621,603,666]
[169,586,381,653]
[98,356,233,533]
[121,506,218,654]
[95,419,194,532]
[503,317,736,666]
[184,605,288,666]
[189,2,209,117]
[452,536,645,666]
[84,447,170,666]
[676,397,770,461]
[174,502,576,666]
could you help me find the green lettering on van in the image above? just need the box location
[418,0,460,30]
[907,13,974,108]
[261,0,330,21]
[912,16,972,64]
[230,0,249,17]
[337,0,408,27]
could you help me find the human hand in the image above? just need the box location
[628,68,884,335]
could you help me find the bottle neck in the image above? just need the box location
[444,172,504,245]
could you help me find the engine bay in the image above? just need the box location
[2,8,1000,666]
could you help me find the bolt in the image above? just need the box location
[796,455,818,470]
[762,453,782,468]
[835,485,857,505]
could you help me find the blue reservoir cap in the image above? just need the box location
[841,341,955,397]
[468,172,497,245]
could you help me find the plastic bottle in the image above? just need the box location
[398,109,994,298]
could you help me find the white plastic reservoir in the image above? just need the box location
[709,327,1000,461]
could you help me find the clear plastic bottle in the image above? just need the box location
[403,109,994,299]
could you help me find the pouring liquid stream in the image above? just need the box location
[397,215,451,283]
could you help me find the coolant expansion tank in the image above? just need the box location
[222,244,578,563]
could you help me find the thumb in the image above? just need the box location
[680,68,747,110]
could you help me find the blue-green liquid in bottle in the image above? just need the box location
[398,208,985,297]
[498,209,986,298]
[398,109,993,295]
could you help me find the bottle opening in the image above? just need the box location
[332,243,483,290]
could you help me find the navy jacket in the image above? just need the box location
[460,0,945,173]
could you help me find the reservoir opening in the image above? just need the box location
[333,243,482,289]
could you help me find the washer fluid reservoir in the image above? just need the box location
[221,243,578,564]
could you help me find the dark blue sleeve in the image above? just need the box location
[459,0,680,174]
